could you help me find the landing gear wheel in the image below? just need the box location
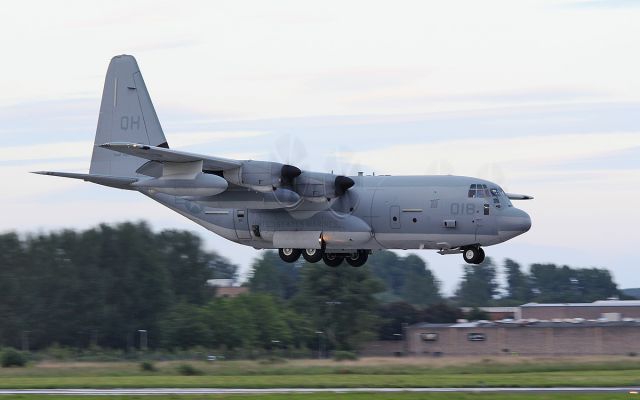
[475,247,486,264]
[302,248,323,263]
[346,250,368,267]
[278,248,301,263]
[463,247,485,265]
[323,253,344,267]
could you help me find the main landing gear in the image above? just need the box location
[462,246,485,265]
[279,248,369,268]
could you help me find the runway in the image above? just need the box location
[1,388,639,395]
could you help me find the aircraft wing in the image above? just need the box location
[507,193,534,200]
[31,171,138,189]
[99,142,242,171]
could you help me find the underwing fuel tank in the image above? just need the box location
[132,173,228,197]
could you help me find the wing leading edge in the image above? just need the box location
[99,142,242,171]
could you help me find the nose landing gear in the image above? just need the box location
[462,246,485,265]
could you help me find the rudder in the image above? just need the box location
[89,55,168,177]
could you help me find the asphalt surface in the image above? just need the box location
[1,388,640,395]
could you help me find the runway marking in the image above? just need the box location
[1,388,640,395]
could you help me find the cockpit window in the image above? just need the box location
[489,187,513,207]
[468,184,489,198]
[469,183,512,208]
[468,184,512,206]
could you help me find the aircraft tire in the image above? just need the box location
[346,250,368,267]
[302,248,323,263]
[323,253,344,267]
[474,247,486,264]
[279,248,302,263]
[463,247,479,264]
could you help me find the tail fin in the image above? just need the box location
[89,55,168,177]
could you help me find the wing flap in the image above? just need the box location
[99,142,242,171]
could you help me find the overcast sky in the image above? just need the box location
[1,0,639,294]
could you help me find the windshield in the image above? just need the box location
[468,184,512,207]
[467,184,491,198]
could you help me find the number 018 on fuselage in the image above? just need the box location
[34,55,533,268]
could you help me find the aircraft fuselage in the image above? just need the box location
[147,174,531,254]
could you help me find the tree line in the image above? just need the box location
[0,222,624,353]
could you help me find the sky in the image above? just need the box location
[1,0,639,294]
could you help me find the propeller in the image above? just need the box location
[335,175,355,196]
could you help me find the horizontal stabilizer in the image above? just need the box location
[507,193,534,200]
[31,171,137,189]
[100,142,241,171]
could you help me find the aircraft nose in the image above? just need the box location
[497,208,531,240]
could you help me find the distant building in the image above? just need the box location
[362,300,640,357]
[215,287,249,298]
[207,279,248,298]
[406,320,640,356]
[521,300,640,321]
[461,307,520,321]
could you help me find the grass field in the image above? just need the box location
[1,356,640,389]
[0,394,638,400]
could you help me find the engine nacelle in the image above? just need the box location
[223,161,301,192]
[294,172,355,201]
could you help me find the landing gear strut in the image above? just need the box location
[462,246,485,265]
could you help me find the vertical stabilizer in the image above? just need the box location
[89,55,168,177]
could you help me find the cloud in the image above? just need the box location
[170,131,268,148]
[0,141,92,163]
[338,132,640,182]
[564,0,640,9]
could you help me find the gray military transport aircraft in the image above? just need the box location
[35,55,532,267]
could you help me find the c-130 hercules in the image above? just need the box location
[35,55,532,267]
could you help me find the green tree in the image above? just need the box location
[0,222,239,350]
[248,251,300,300]
[401,255,441,306]
[455,257,498,307]
[377,302,420,340]
[238,294,293,349]
[159,302,211,349]
[0,233,26,348]
[466,307,490,321]
[206,296,257,350]
[530,263,620,303]
[420,303,464,323]
[157,230,216,305]
[293,263,384,350]
[504,259,533,304]
[368,251,441,305]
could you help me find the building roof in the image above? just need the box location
[461,307,519,313]
[410,320,640,329]
[522,300,640,308]
[215,287,249,298]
